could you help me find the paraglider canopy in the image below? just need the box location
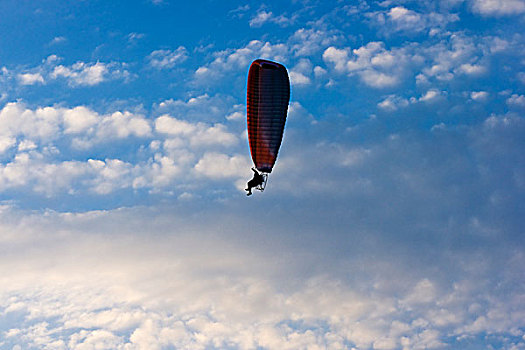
[246,59,290,176]
[244,59,290,196]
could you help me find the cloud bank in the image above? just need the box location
[0,198,523,349]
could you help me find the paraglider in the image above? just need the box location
[245,59,290,196]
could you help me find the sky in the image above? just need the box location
[0,0,524,348]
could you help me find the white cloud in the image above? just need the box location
[289,71,310,85]
[96,111,152,139]
[226,111,244,121]
[147,47,188,69]
[192,25,339,86]
[0,102,153,152]
[229,4,250,18]
[0,99,246,196]
[50,36,66,45]
[323,42,416,88]
[51,61,129,86]
[421,33,485,81]
[52,62,107,86]
[0,152,139,196]
[17,73,44,85]
[488,36,510,53]
[389,6,422,24]
[0,99,251,196]
[360,69,399,88]
[0,136,16,154]
[419,89,445,102]
[63,106,99,134]
[155,115,197,136]
[289,27,341,57]
[457,62,486,75]
[249,10,273,27]
[0,102,177,195]
[378,94,409,110]
[322,47,349,72]
[18,140,37,151]
[156,94,239,123]
[470,0,525,16]
[127,32,145,44]
[249,10,296,28]
[155,115,237,148]
[367,6,459,35]
[401,279,437,306]
[0,154,85,195]
[0,102,61,144]
[194,40,289,82]
[289,58,313,86]
[313,66,327,78]
[88,158,135,194]
[5,55,133,89]
[194,152,251,179]
[506,94,525,108]
[470,91,489,101]
[133,154,183,189]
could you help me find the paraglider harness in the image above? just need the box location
[246,167,268,195]
[256,172,268,191]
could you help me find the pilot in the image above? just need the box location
[245,168,264,196]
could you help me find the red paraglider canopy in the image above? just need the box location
[247,59,290,173]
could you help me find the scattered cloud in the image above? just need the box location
[52,62,109,86]
[506,94,525,108]
[229,4,250,18]
[377,89,446,111]
[288,28,342,57]
[378,94,409,110]
[194,152,250,179]
[155,115,237,148]
[289,58,313,86]
[323,42,418,88]
[420,33,486,82]
[225,107,244,121]
[249,10,274,27]
[470,0,525,16]
[419,89,445,102]
[154,93,239,123]
[2,55,132,89]
[470,91,489,101]
[194,40,288,82]
[51,61,131,86]
[289,71,310,85]
[147,47,188,69]
[127,32,145,45]
[367,6,459,35]
[0,99,245,197]
[249,10,296,27]
[457,62,486,75]
[49,36,67,45]
[17,73,44,85]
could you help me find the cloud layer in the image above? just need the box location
[0,199,523,349]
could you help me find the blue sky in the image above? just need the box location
[0,0,524,348]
